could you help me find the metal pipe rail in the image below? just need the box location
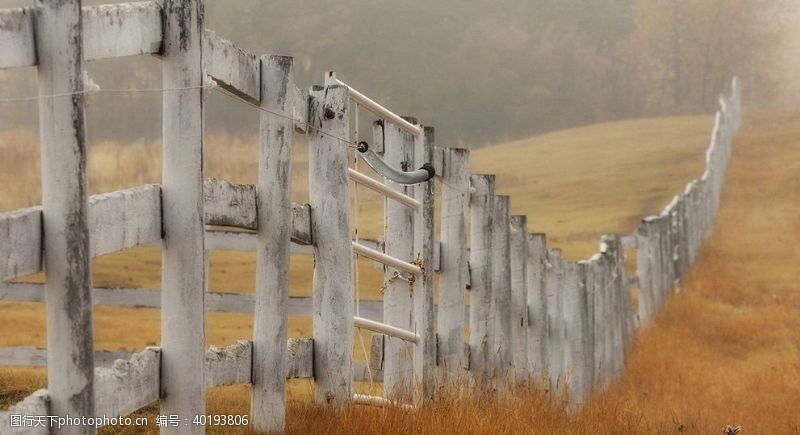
[326,72,423,137]
[357,141,435,185]
[348,168,421,210]
[352,242,422,276]
[354,316,420,344]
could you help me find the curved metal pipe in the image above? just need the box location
[356,141,435,185]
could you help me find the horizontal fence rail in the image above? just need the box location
[0,0,742,432]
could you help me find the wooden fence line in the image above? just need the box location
[0,0,741,432]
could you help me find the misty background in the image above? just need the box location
[0,0,798,148]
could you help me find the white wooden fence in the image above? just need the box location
[0,1,741,433]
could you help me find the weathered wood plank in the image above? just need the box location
[291,203,313,245]
[286,338,313,379]
[90,185,162,257]
[0,389,50,435]
[509,215,528,384]
[251,54,294,432]
[413,124,437,402]
[160,0,206,426]
[0,207,42,282]
[1,2,163,69]
[369,335,385,372]
[36,0,96,426]
[206,341,252,388]
[437,147,470,382]
[564,261,591,405]
[380,118,416,398]
[468,174,495,387]
[526,233,548,383]
[203,179,257,230]
[94,347,160,421]
[83,1,163,61]
[308,84,353,404]
[492,195,512,391]
[291,85,309,133]
[0,8,36,69]
[545,249,566,395]
[203,30,260,104]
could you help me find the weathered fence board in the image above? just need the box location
[492,195,512,390]
[0,207,42,282]
[468,175,495,386]
[0,389,50,435]
[94,347,160,421]
[251,54,295,432]
[308,84,353,404]
[83,1,163,61]
[203,179,258,230]
[526,234,548,383]
[90,185,162,257]
[509,215,529,384]
[381,119,417,398]
[413,125,437,402]
[36,0,96,427]
[437,148,470,381]
[545,249,566,395]
[206,341,253,388]
[160,0,206,427]
[203,30,261,104]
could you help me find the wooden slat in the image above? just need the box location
[0,389,50,435]
[0,282,390,321]
[206,341,252,388]
[90,185,162,257]
[0,340,315,380]
[94,347,160,421]
[0,207,42,282]
[83,1,163,61]
[292,84,309,133]
[1,2,163,69]
[291,203,313,245]
[203,179,258,230]
[0,8,36,69]
[468,174,495,385]
[203,30,260,104]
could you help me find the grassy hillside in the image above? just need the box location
[2,108,797,433]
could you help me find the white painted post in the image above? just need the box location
[251,55,294,432]
[492,195,512,391]
[308,84,353,404]
[509,215,528,384]
[526,234,548,384]
[36,0,95,430]
[437,147,470,383]
[160,0,206,428]
[381,118,416,398]
[468,175,495,387]
[413,125,437,402]
[544,249,565,395]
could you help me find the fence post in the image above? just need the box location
[492,195,513,391]
[36,0,95,429]
[563,261,591,405]
[636,219,656,326]
[160,0,206,428]
[381,119,416,398]
[413,125,437,402]
[251,55,294,432]
[509,215,528,384]
[438,147,470,384]
[588,255,610,389]
[526,234,548,384]
[308,84,353,404]
[544,248,565,395]
[468,175,495,388]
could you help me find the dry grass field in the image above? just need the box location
[1,107,798,433]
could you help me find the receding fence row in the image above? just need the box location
[0,0,741,433]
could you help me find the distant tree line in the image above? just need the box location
[0,0,790,147]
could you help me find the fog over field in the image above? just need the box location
[0,0,797,147]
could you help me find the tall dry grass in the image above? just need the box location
[1,108,798,433]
